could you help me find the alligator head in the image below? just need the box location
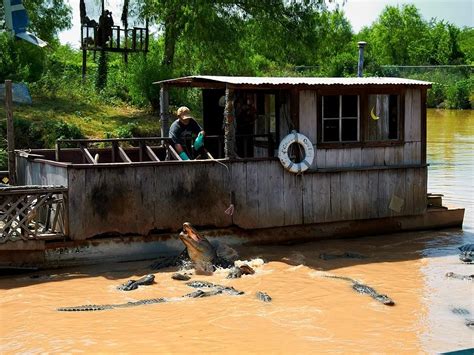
[179,222,218,274]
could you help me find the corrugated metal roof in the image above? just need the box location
[153,75,432,87]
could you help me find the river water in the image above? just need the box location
[0,109,473,353]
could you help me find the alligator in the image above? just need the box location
[323,275,395,306]
[57,298,167,312]
[256,291,272,302]
[226,264,255,279]
[149,222,234,273]
[183,289,223,298]
[319,252,368,260]
[445,272,474,281]
[185,280,244,295]
[57,281,244,312]
[171,273,191,281]
[458,243,474,263]
[117,274,155,291]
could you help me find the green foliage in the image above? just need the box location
[0,149,7,171]
[126,39,170,110]
[42,120,85,147]
[427,82,446,108]
[113,122,138,138]
[364,5,432,65]
[458,28,474,64]
[445,79,472,109]
[0,117,84,149]
[0,33,47,82]
[96,51,108,91]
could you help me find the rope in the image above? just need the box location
[205,152,234,216]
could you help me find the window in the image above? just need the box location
[367,94,399,141]
[322,95,359,142]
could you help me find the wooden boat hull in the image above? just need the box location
[0,207,464,269]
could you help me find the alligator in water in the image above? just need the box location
[149,222,234,273]
[324,275,395,306]
[256,291,272,302]
[319,252,368,260]
[57,281,244,312]
[171,273,191,281]
[458,244,474,263]
[445,272,474,281]
[226,265,256,279]
[57,298,167,312]
[117,274,155,291]
[185,280,244,295]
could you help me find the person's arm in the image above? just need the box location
[189,120,205,150]
[174,144,189,160]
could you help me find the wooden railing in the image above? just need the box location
[0,186,68,243]
[81,24,148,53]
[56,137,174,163]
[56,135,275,163]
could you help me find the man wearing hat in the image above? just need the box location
[169,106,205,160]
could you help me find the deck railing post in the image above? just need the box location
[224,85,236,159]
[160,85,170,137]
[5,80,16,185]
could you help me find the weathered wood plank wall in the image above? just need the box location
[17,157,427,240]
[67,162,233,239]
[233,161,426,229]
[16,158,68,186]
[297,88,422,169]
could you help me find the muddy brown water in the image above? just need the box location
[1,109,473,353]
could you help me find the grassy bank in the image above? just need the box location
[1,95,159,140]
[0,94,161,170]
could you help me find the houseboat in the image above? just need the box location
[0,76,464,268]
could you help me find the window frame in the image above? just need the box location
[322,94,360,143]
[317,88,405,149]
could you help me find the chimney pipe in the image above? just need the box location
[357,41,367,77]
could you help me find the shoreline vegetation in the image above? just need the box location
[0,3,472,169]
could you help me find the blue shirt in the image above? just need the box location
[169,119,202,145]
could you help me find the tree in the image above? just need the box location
[365,5,432,65]
[140,0,329,71]
[458,27,474,64]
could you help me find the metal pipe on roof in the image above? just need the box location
[358,41,367,77]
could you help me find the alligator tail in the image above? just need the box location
[57,304,115,312]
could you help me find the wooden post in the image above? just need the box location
[55,140,61,162]
[82,49,87,81]
[160,85,170,137]
[5,80,16,185]
[145,18,149,53]
[224,85,236,159]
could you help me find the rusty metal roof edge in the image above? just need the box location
[153,75,432,87]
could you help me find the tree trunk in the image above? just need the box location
[161,14,180,67]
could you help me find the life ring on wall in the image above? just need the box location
[278,131,315,173]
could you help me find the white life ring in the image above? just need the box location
[278,131,315,173]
